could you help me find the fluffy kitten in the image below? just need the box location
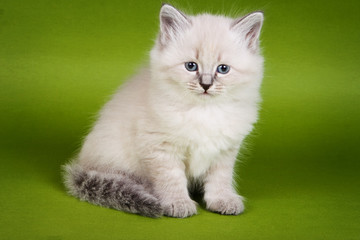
[64,4,264,218]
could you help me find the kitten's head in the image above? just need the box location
[150,4,264,102]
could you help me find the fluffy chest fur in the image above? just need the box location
[146,95,258,177]
[181,108,242,177]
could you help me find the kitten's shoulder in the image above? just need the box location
[111,67,150,99]
[100,67,151,117]
[117,67,151,93]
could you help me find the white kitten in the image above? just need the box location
[64,4,264,218]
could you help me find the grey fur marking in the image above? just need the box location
[64,164,163,218]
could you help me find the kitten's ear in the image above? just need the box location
[159,4,191,46]
[231,12,264,52]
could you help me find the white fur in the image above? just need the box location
[73,5,264,217]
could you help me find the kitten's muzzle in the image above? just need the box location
[199,74,213,91]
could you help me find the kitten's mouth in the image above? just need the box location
[200,91,211,96]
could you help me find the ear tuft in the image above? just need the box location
[159,4,190,46]
[231,12,264,52]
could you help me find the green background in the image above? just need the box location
[1,0,359,239]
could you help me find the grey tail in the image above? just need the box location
[63,164,163,218]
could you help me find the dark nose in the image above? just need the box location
[199,74,213,91]
[200,83,211,91]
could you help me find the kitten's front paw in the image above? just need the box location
[205,193,244,215]
[162,197,197,218]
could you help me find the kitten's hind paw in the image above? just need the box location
[205,193,244,215]
[162,198,197,218]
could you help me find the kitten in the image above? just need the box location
[64,4,264,218]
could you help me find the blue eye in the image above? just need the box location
[217,64,230,74]
[185,62,198,72]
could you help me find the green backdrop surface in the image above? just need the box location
[1,0,359,239]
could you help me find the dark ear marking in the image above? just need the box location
[159,4,191,46]
[231,11,264,52]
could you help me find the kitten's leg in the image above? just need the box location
[143,143,197,218]
[203,149,244,215]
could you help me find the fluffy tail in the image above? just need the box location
[63,164,163,218]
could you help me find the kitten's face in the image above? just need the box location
[151,5,264,101]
